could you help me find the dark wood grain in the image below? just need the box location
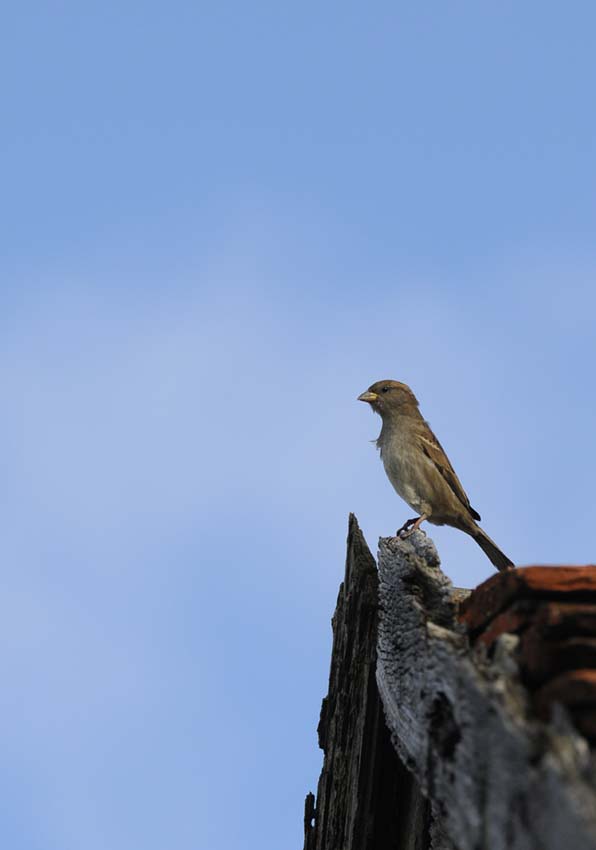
[303,514,432,850]
[302,521,596,850]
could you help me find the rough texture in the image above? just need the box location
[376,530,596,850]
[459,566,596,742]
[303,520,596,849]
[459,566,596,634]
[303,515,433,850]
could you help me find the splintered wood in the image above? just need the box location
[303,521,596,850]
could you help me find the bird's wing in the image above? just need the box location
[417,423,481,521]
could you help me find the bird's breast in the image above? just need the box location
[379,437,428,515]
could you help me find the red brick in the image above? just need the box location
[474,600,537,647]
[570,707,596,741]
[532,602,596,636]
[518,635,596,686]
[458,566,596,634]
[534,669,596,720]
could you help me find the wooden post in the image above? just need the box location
[304,517,596,849]
[303,515,432,850]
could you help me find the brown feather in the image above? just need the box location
[358,378,513,571]
[417,427,481,522]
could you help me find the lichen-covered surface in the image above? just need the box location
[377,530,596,850]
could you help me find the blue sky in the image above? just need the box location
[4,2,596,848]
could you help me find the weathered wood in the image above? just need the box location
[376,530,596,850]
[303,520,596,849]
[304,515,433,850]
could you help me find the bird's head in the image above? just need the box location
[357,380,419,418]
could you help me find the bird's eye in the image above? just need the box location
[382,386,390,393]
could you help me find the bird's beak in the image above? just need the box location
[357,391,378,403]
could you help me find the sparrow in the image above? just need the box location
[358,380,514,572]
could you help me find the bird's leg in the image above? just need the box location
[396,516,420,537]
[398,514,428,539]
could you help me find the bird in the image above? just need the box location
[357,379,514,572]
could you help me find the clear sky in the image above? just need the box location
[4,2,596,848]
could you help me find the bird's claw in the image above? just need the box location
[396,515,428,539]
[396,517,419,538]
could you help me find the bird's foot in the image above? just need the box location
[397,514,428,539]
[396,517,420,538]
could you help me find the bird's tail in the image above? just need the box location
[469,526,515,572]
